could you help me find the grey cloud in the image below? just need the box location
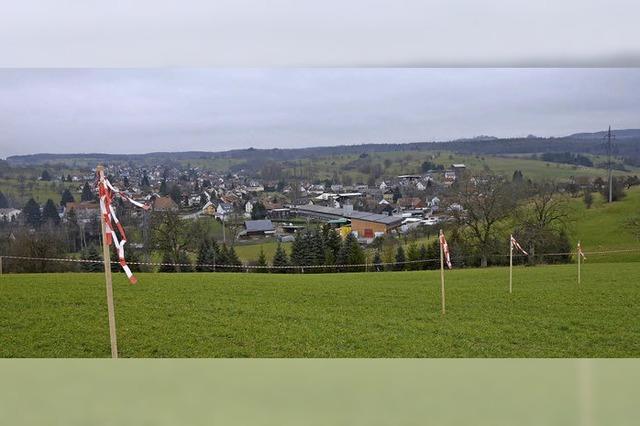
[0,68,639,157]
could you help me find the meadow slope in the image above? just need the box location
[1,262,639,358]
[568,186,640,262]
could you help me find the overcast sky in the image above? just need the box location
[1,68,639,158]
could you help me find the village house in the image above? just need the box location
[396,197,425,210]
[244,200,254,218]
[187,193,202,207]
[63,202,100,222]
[201,201,216,216]
[216,202,234,219]
[0,208,21,222]
[152,196,179,212]
[444,170,457,183]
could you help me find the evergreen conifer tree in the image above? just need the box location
[406,243,419,271]
[60,188,75,206]
[218,243,230,271]
[80,182,94,202]
[81,245,102,272]
[418,244,429,270]
[42,199,61,226]
[272,243,289,273]
[23,198,41,228]
[227,245,242,271]
[324,227,342,260]
[196,239,213,272]
[256,248,268,273]
[290,231,305,269]
[159,179,168,196]
[141,171,150,188]
[0,191,9,208]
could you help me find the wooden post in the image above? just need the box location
[97,165,118,359]
[439,229,445,315]
[577,241,581,285]
[0,256,3,275]
[509,234,513,294]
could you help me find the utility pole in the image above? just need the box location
[607,126,613,203]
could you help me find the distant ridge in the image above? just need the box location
[5,128,640,166]
[568,128,640,140]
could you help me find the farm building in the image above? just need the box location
[294,204,402,237]
[243,219,276,236]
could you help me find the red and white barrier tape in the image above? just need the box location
[439,230,452,269]
[97,171,151,283]
[510,235,529,256]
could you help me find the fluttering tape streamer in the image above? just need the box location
[97,171,151,284]
[510,236,529,256]
[577,242,587,260]
[439,230,452,269]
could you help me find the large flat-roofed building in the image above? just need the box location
[294,204,402,236]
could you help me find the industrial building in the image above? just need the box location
[293,204,403,238]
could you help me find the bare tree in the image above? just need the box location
[451,173,517,267]
[152,211,189,272]
[224,210,245,245]
[516,181,569,262]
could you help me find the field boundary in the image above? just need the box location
[1,247,639,272]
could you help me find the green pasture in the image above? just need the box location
[1,262,639,358]
[567,187,640,262]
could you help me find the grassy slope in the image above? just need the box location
[233,240,292,263]
[0,178,78,206]
[567,186,640,262]
[2,262,639,358]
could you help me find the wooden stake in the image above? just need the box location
[97,165,118,359]
[0,256,3,275]
[577,241,581,285]
[509,234,513,294]
[439,229,445,315]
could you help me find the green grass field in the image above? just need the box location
[2,262,639,358]
[568,187,640,262]
[234,240,291,263]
